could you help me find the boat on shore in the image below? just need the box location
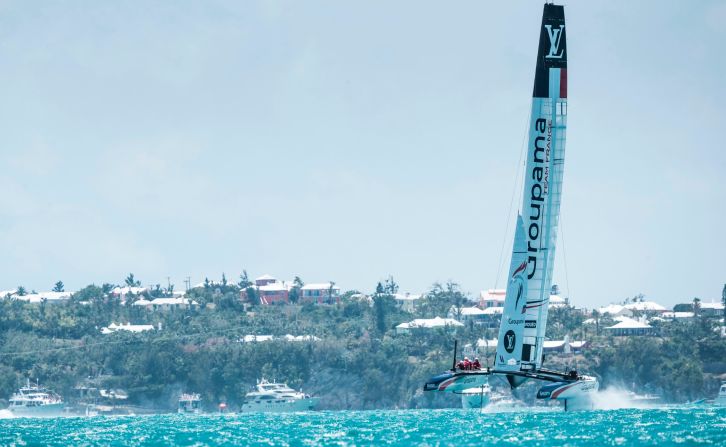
[240,379,318,412]
[7,379,65,418]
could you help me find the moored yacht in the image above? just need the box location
[178,393,202,414]
[240,379,318,412]
[8,379,65,417]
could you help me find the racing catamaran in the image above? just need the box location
[423,3,598,411]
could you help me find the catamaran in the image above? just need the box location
[423,3,599,411]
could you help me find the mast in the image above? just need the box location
[495,3,567,385]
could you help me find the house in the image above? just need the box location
[549,294,567,308]
[393,293,422,312]
[13,291,72,304]
[395,317,464,334]
[624,301,667,314]
[300,283,340,304]
[131,298,152,309]
[101,323,155,334]
[255,274,277,287]
[110,286,148,303]
[258,282,290,305]
[449,306,487,324]
[699,301,725,317]
[661,311,695,322]
[480,289,506,308]
[605,317,654,336]
[596,304,633,318]
[149,297,198,311]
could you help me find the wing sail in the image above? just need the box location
[498,3,567,377]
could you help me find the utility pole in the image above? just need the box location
[185,277,191,292]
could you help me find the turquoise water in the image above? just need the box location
[1,407,724,446]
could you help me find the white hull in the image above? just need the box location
[9,402,66,418]
[240,397,319,413]
[537,376,599,411]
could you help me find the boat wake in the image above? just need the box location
[590,387,660,410]
[0,409,16,419]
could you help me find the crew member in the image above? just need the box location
[462,357,471,370]
[472,358,481,370]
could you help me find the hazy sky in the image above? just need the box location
[1,1,724,308]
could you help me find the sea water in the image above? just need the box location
[0,407,723,446]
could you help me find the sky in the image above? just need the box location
[1,1,724,308]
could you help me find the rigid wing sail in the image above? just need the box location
[423,3,599,410]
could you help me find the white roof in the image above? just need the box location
[549,295,566,307]
[482,307,504,315]
[606,318,652,330]
[258,282,289,292]
[301,283,340,290]
[480,289,506,302]
[396,317,464,330]
[598,304,628,315]
[102,322,154,334]
[111,286,148,295]
[282,334,320,342]
[582,318,596,325]
[393,293,422,301]
[149,297,198,305]
[543,340,566,349]
[241,335,274,343]
[476,338,498,348]
[255,274,276,281]
[132,299,152,306]
[457,307,487,316]
[624,301,667,312]
[0,289,17,298]
[662,311,695,319]
[700,301,725,310]
[13,291,72,303]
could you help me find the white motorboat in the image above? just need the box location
[8,379,65,417]
[716,382,726,406]
[240,379,318,412]
[178,393,202,414]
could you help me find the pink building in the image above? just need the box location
[258,282,289,305]
[480,289,506,308]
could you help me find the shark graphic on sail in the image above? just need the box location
[423,3,599,411]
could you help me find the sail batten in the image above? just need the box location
[495,4,567,380]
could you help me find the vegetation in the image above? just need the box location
[0,277,724,411]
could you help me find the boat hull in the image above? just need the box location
[9,402,66,418]
[536,376,599,411]
[240,397,319,413]
[423,371,490,393]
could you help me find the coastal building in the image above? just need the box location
[449,306,488,324]
[699,301,725,317]
[393,293,422,313]
[300,283,340,304]
[661,311,695,322]
[395,317,463,335]
[12,291,73,304]
[258,282,290,305]
[624,301,667,314]
[479,289,506,309]
[605,317,654,336]
[101,323,155,334]
[254,274,277,287]
[131,298,152,309]
[597,304,633,318]
[149,297,198,311]
[110,286,148,303]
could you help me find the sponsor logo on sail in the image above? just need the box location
[525,320,537,328]
[544,24,565,59]
[504,330,516,353]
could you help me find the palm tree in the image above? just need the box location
[52,281,64,292]
[692,297,701,317]
[16,286,27,296]
[125,273,141,287]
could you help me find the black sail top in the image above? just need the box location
[533,4,567,98]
